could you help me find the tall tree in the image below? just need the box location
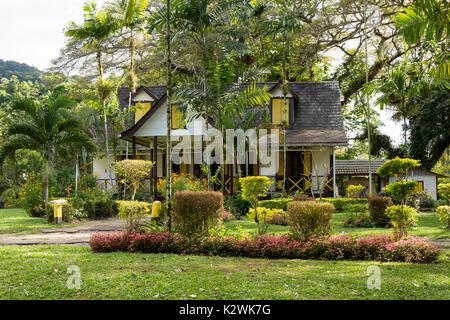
[0,95,92,202]
[165,0,173,231]
[261,1,301,193]
[409,87,450,170]
[65,2,118,81]
[365,63,422,148]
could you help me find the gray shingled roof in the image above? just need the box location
[335,159,387,175]
[286,82,345,131]
[118,86,167,109]
[286,129,348,146]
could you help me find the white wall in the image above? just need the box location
[135,102,207,137]
[92,155,116,180]
[389,174,437,199]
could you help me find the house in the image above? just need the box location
[335,159,445,199]
[93,82,349,196]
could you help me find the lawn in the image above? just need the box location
[0,245,448,300]
[224,211,450,239]
[0,208,86,235]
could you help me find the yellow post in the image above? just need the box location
[151,201,162,220]
[50,199,68,224]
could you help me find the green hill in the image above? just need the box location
[0,59,41,82]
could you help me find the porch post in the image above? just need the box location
[153,136,157,193]
[333,147,337,198]
[132,137,137,159]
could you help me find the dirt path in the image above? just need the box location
[0,218,124,245]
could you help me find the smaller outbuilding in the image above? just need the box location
[335,159,446,199]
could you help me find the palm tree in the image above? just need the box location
[65,2,118,81]
[394,0,449,84]
[175,60,271,193]
[0,95,93,202]
[260,2,301,193]
[148,0,244,189]
[96,78,117,185]
[367,64,422,149]
[108,0,149,159]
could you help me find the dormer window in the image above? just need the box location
[134,102,151,123]
[272,98,290,125]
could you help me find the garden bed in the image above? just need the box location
[90,232,441,263]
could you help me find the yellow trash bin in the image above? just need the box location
[50,199,68,224]
[151,201,162,221]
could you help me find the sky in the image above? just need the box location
[0,0,403,144]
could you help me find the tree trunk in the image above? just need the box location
[103,101,113,186]
[82,148,88,191]
[97,49,104,81]
[166,0,173,231]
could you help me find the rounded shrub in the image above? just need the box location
[287,201,335,240]
[172,191,223,238]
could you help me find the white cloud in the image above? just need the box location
[0,0,106,70]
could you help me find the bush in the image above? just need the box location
[385,205,418,239]
[369,196,393,227]
[18,175,44,217]
[266,211,288,226]
[347,184,366,199]
[45,202,75,223]
[435,206,449,229]
[247,207,284,234]
[293,195,316,202]
[321,198,367,212]
[220,210,233,222]
[90,232,441,263]
[342,212,375,228]
[346,203,366,213]
[157,173,207,198]
[90,232,134,252]
[115,160,155,200]
[437,183,450,204]
[224,193,251,217]
[239,176,272,208]
[116,200,151,233]
[259,198,292,211]
[71,189,117,219]
[172,191,223,238]
[287,201,335,240]
[406,191,435,209]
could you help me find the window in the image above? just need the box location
[134,102,151,123]
[272,98,290,125]
[414,181,424,192]
[172,105,184,129]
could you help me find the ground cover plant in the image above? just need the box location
[0,245,448,300]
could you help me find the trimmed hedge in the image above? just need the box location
[172,191,223,238]
[258,198,369,213]
[259,199,291,211]
[321,198,367,212]
[369,197,393,227]
[287,201,335,240]
[90,232,441,263]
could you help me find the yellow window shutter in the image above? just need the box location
[303,151,311,176]
[172,105,184,129]
[134,102,151,123]
[414,181,423,192]
[272,99,289,125]
[277,150,284,176]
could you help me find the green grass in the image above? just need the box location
[225,212,450,239]
[0,208,85,235]
[0,245,448,300]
